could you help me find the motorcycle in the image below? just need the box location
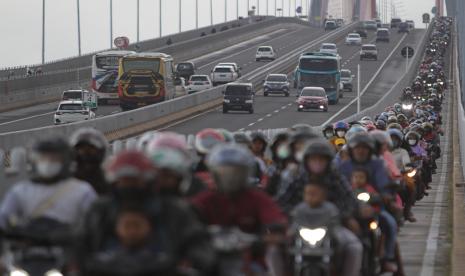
[401,101,415,118]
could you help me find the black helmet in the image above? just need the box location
[290,124,322,139]
[347,132,375,151]
[250,131,268,145]
[270,132,289,151]
[30,137,73,182]
[303,139,335,161]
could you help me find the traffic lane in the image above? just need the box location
[240,31,408,130]
[323,29,426,124]
[0,25,319,132]
[163,30,382,134]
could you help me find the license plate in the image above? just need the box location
[194,82,203,85]
[220,74,226,77]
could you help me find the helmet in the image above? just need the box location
[370,130,393,148]
[347,132,375,150]
[105,151,154,183]
[334,121,349,131]
[270,132,289,152]
[207,144,254,169]
[250,132,268,145]
[394,103,402,113]
[30,137,73,181]
[397,114,407,122]
[233,132,252,146]
[290,124,322,139]
[387,128,404,141]
[195,128,226,154]
[70,127,108,151]
[375,120,387,130]
[405,131,421,141]
[217,128,234,143]
[387,116,398,124]
[361,116,373,122]
[137,131,158,151]
[322,124,334,138]
[387,123,402,130]
[149,147,191,176]
[345,125,367,141]
[147,132,188,154]
[422,122,434,132]
[303,139,336,160]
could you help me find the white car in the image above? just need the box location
[217,62,242,77]
[211,65,239,86]
[406,20,415,29]
[187,75,212,93]
[319,43,338,55]
[345,33,362,45]
[255,46,276,61]
[54,100,95,125]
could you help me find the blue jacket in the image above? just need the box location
[339,158,391,193]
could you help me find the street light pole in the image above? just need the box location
[210,0,213,24]
[159,0,162,37]
[225,0,227,22]
[196,0,199,28]
[136,0,140,42]
[77,0,81,56]
[236,0,239,19]
[357,64,361,113]
[179,0,182,32]
[42,0,45,64]
[257,0,260,15]
[274,0,277,16]
[266,0,269,15]
[110,0,113,48]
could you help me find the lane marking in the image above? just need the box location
[248,123,255,126]
[257,118,263,122]
[274,110,280,113]
[266,114,272,117]
[0,111,55,127]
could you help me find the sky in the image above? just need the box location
[0,0,436,68]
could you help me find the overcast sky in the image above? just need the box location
[0,0,436,68]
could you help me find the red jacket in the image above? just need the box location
[191,188,287,234]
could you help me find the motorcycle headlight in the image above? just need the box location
[299,105,304,109]
[299,228,327,246]
[223,99,230,103]
[245,99,253,104]
[45,270,63,276]
[369,221,378,231]
[427,83,432,87]
[407,169,417,178]
[402,104,413,110]
[10,269,30,276]
[357,192,371,202]
[439,82,444,85]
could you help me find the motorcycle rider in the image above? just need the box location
[0,137,97,230]
[70,128,110,195]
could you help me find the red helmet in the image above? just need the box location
[105,151,154,183]
[194,128,226,155]
[146,132,187,153]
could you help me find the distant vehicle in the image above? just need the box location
[345,33,362,45]
[296,87,328,112]
[398,22,410,33]
[117,52,176,111]
[376,28,390,42]
[187,75,212,94]
[175,62,196,80]
[335,18,344,27]
[319,43,338,55]
[360,44,378,60]
[61,89,98,110]
[54,100,95,125]
[222,83,255,114]
[406,20,415,29]
[354,28,368,38]
[263,74,290,97]
[91,50,135,104]
[340,69,354,91]
[390,17,402,28]
[375,19,382,28]
[211,65,239,86]
[255,46,276,61]
[363,20,378,31]
[324,20,337,31]
[217,62,242,77]
[294,52,342,104]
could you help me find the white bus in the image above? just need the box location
[91,50,135,103]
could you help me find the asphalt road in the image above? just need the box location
[0,22,325,133]
[164,29,425,134]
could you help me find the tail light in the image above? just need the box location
[91,79,97,91]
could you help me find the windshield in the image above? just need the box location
[391,18,402,23]
[341,71,351,78]
[177,63,193,71]
[377,30,389,36]
[362,46,377,51]
[321,45,336,49]
[301,89,326,97]
[123,59,160,73]
[349,34,359,38]
[190,76,208,81]
[96,55,120,69]
[266,75,287,82]
[326,22,336,26]
[63,92,82,100]
[59,104,84,111]
[300,74,337,89]
[258,47,272,52]
[214,67,232,73]
[299,58,338,71]
[225,85,252,96]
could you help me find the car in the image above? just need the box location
[375,19,382,28]
[324,20,337,31]
[54,100,95,125]
[363,20,378,31]
[255,46,276,61]
[376,28,390,42]
[406,20,415,29]
[345,33,362,45]
[319,43,338,55]
[390,17,402,28]
[296,87,328,112]
[360,44,378,60]
[398,22,410,33]
[222,83,255,114]
[336,18,344,27]
[263,74,290,96]
[187,75,212,94]
[210,65,239,86]
[354,28,368,38]
[340,69,355,91]
[217,62,242,77]
[61,89,97,110]
[175,62,196,80]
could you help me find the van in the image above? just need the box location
[390,17,402,28]
[324,21,337,31]
[376,28,390,42]
[222,83,255,114]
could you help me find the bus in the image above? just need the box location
[91,50,135,104]
[117,52,176,110]
[294,52,342,104]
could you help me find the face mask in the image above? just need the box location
[295,150,305,162]
[307,159,328,174]
[408,139,417,146]
[277,144,290,160]
[36,161,62,179]
[336,131,346,138]
[214,166,247,194]
[324,131,334,138]
[114,186,150,202]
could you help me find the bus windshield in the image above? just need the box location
[300,74,337,89]
[299,58,338,71]
[96,56,120,69]
[123,59,161,73]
